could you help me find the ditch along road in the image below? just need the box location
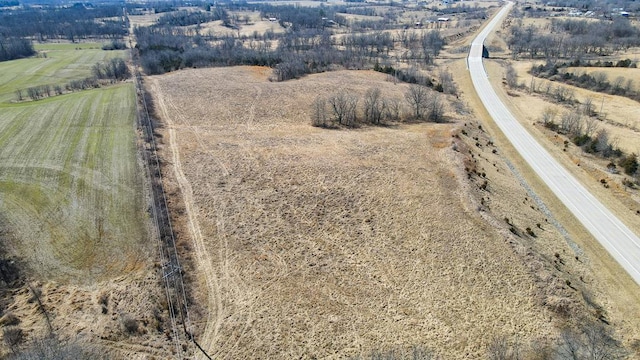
[468,2,640,285]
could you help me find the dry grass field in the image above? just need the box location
[194,17,286,38]
[149,66,617,358]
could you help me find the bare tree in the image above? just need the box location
[561,109,582,136]
[3,326,24,354]
[11,336,110,359]
[611,76,625,94]
[582,322,619,360]
[556,321,626,360]
[593,71,608,90]
[557,327,582,360]
[385,97,402,121]
[328,91,358,127]
[554,86,574,103]
[311,96,330,127]
[624,79,635,94]
[363,88,386,125]
[505,63,518,88]
[541,107,557,126]
[404,84,429,120]
[583,113,599,137]
[583,96,594,116]
[544,81,553,95]
[438,70,457,95]
[427,94,445,123]
[595,129,611,154]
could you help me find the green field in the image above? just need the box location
[0,43,125,104]
[0,45,147,282]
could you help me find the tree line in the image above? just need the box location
[155,8,228,27]
[0,4,126,41]
[15,58,130,101]
[531,62,638,101]
[0,36,35,61]
[134,4,445,78]
[311,84,444,128]
[507,18,640,59]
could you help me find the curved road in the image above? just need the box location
[468,3,640,285]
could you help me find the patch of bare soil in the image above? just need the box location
[150,66,612,358]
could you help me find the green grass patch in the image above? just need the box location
[0,84,148,282]
[0,44,125,104]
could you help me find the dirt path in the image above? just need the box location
[150,78,223,358]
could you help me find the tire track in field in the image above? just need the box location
[150,79,223,358]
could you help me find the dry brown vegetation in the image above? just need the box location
[149,66,622,358]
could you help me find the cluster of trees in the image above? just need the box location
[155,9,228,27]
[0,36,35,61]
[532,62,638,100]
[311,88,401,128]
[508,18,640,59]
[0,5,126,41]
[541,107,626,162]
[618,154,638,176]
[255,3,337,30]
[434,3,487,19]
[136,16,446,80]
[553,58,636,69]
[135,26,281,74]
[101,40,127,51]
[16,58,130,101]
[394,30,445,65]
[135,25,356,77]
[92,58,131,82]
[311,84,443,128]
[374,64,457,95]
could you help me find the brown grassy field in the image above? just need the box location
[149,66,616,358]
[506,61,640,155]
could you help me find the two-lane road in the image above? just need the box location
[468,3,640,285]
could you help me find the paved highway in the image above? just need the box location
[468,3,640,285]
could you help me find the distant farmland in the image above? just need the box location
[0,43,125,104]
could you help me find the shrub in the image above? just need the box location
[525,227,536,237]
[0,312,20,327]
[619,154,638,175]
[121,315,139,335]
[572,134,591,146]
[3,326,24,350]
